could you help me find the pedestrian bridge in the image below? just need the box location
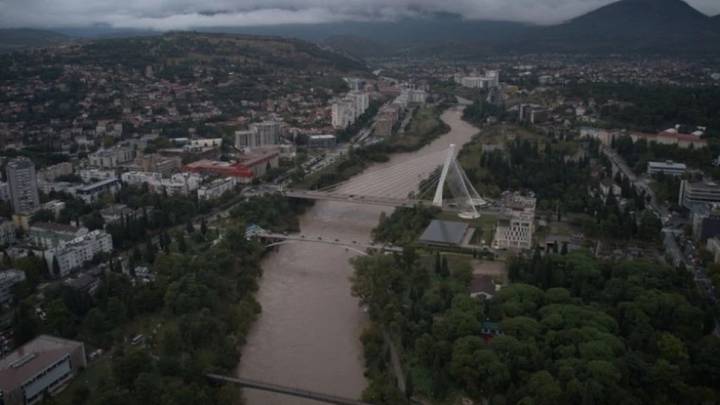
[206,374,372,405]
[258,232,403,255]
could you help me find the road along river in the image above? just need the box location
[237,105,480,404]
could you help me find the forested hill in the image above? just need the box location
[75,32,366,72]
[0,28,69,53]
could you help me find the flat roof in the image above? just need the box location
[648,161,687,169]
[0,335,83,392]
[418,220,469,246]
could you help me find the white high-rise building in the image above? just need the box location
[235,120,282,149]
[331,99,356,129]
[6,157,40,214]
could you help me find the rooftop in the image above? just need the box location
[0,335,84,393]
[418,220,469,246]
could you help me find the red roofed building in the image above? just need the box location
[630,129,707,149]
[183,149,279,183]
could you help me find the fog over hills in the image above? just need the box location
[2,0,720,56]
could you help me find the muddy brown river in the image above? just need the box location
[237,106,479,404]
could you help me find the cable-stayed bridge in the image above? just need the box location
[284,144,490,218]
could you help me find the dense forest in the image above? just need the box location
[563,84,720,135]
[352,249,720,404]
[9,195,308,405]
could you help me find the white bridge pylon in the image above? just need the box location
[300,145,487,218]
[431,144,486,219]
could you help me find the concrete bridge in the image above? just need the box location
[206,374,371,405]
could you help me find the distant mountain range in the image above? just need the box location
[1,0,719,57]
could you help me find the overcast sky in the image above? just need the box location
[0,0,719,30]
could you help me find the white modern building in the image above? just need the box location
[331,91,369,129]
[120,171,200,196]
[198,177,237,200]
[47,230,113,277]
[459,70,501,89]
[89,146,135,169]
[493,192,536,250]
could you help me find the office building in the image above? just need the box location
[493,192,536,250]
[647,161,687,176]
[0,335,87,405]
[6,157,40,214]
[679,180,720,209]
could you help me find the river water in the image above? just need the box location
[237,106,479,404]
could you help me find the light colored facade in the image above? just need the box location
[235,121,282,150]
[647,161,687,176]
[0,335,87,405]
[77,168,116,183]
[89,147,135,169]
[161,173,202,196]
[679,180,720,209]
[132,153,182,175]
[0,269,25,305]
[332,92,369,129]
[120,171,200,196]
[459,70,501,89]
[493,193,536,250]
[307,135,337,149]
[37,162,73,182]
[198,177,237,200]
[47,230,113,277]
[6,157,40,214]
[29,223,88,250]
[331,99,355,129]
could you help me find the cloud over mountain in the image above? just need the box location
[1,0,719,29]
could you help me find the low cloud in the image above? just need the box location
[0,0,718,29]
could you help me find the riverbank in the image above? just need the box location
[236,106,481,404]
